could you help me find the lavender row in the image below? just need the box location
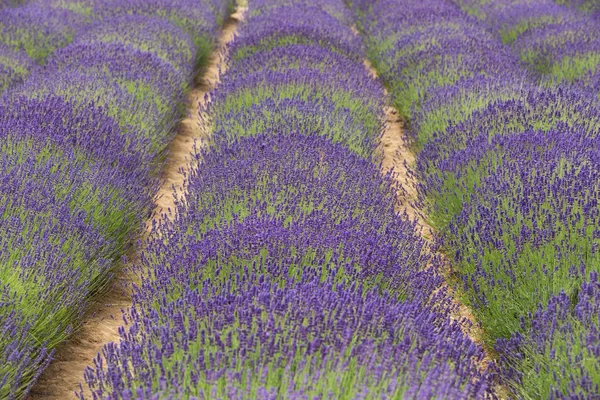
[0,0,92,93]
[80,0,497,398]
[0,0,230,397]
[0,0,228,95]
[556,0,600,16]
[350,0,600,398]
[452,0,600,100]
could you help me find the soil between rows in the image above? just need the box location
[364,49,506,399]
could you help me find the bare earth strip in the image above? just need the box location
[364,58,508,397]
[27,7,245,399]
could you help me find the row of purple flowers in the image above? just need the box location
[80,0,498,398]
[350,0,600,398]
[0,0,229,397]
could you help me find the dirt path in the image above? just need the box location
[27,7,245,399]
[363,53,508,398]
[375,87,492,353]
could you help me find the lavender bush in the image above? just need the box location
[350,0,600,398]
[0,45,34,93]
[350,0,528,127]
[452,0,600,100]
[0,1,86,63]
[0,0,85,95]
[90,0,230,66]
[80,1,497,398]
[556,0,600,16]
[0,0,229,397]
[82,133,496,399]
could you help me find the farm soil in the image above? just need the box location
[364,57,507,398]
[27,7,245,399]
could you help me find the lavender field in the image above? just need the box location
[0,0,598,399]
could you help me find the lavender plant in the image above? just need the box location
[349,0,600,397]
[0,2,85,63]
[208,65,385,158]
[350,0,525,126]
[0,0,105,94]
[416,85,600,176]
[248,0,355,25]
[90,0,230,66]
[0,0,229,397]
[0,45,34,94]
[498,274,600,398]
[0,106,144,398]
[230,4,364,63]
[80,1,497,398]
[0,0,22,9]
[207,3,385,159]
[77,15,197,74]
[451,0,600,99]
[82,134,496,399]
[0,0,87,95]
[556,0,600,15]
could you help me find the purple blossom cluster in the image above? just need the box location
[206,0,386,160]
[0,0,228,398]
[351,0,600,398]
[83,134,496,399]
[556,0,600,16]
[453,0,600,99]
[496,272,600,398]
[0,44,35,94]
[0,0,231,95]
[0,0,87,71]
[90,0,230,64]
[81,0,498,398]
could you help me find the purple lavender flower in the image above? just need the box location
[0,0,227,396]
[0,45,35,94]
[349,0,600,398]
[79,1,497,396]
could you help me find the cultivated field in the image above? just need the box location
[0,0,598,399]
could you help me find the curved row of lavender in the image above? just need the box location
[453,0,600,100]
[0,0,85,93]
[80,0,498,398]
[556,0,600,16]
[0,0,111,93]
[349,0,600,398]
[0,0,231,95]
[0,0,230,397]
